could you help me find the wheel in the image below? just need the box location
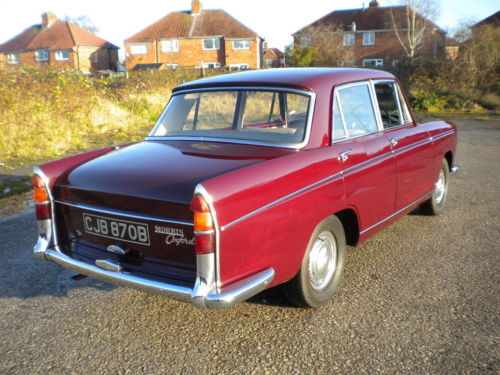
[284,216,346,308]
[421,158,450,215]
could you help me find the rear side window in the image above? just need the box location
[336,83,378,137]
[373,81,413,128]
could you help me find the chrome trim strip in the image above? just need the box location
[193,184,221,292]
[146,86,316,150]
[221,130,454,230]
[342,150,393,175]
[432,130,455,141]
[221,171,343,231]
[393,137,431,155]
[54,200,193,227]
[360,191,432,235]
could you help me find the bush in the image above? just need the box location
[0,66,210,165]
[478,93,500,110]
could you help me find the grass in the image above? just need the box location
[0,66,205,168]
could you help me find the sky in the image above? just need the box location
[1,0,498,54]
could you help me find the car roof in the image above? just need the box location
[173,68,396,93]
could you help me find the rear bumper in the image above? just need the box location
[35,241,274,309]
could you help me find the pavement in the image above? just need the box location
[0,118,498,374]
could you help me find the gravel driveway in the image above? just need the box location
[0,118,498,374]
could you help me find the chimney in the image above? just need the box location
[369,0,380,7]
[191,0,202,15]
[42,12,57,28]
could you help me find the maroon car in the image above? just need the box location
[32,68,458,309]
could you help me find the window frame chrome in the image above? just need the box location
[146,86,316,150]
[331,80,382,143]
[370,79,414,130]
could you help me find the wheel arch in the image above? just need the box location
[444,151,453,171]
[334,208,360,246]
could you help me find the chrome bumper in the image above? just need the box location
[34,241,274,309]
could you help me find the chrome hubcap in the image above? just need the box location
[308,231,337,290]
[435,170,446,204]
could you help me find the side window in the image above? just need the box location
[374,82,402,128]
[332,96,346,139]
[337,84,378,137]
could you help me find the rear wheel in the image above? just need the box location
[421,158,449,215]
[284,216,346,308]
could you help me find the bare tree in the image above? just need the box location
[291,24,354,67]
[62,15,99,33]
[390,0,440,59]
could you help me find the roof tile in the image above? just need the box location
[125,9,258,43]
[0,21,118,53]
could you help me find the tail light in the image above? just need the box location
[190,195,215,255]
[32,174,51,220]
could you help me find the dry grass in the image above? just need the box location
[0,66,201,167]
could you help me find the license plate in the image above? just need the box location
[83,213,150,245]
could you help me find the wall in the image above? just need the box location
[76,46,119,72]
[125,37,260,70]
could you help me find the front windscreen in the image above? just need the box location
[151,89,311,145]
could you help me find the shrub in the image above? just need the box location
[0,66,209,166]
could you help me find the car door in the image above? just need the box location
[333,82,397,231]
[372,80,436,210]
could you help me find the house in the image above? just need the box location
[124,0,264,71]
[0,12,119,72]
[445,38,460,60]
[473,11,499,29]
[292,0,446,68]
[264,48,285,68]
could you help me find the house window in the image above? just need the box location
[202,62,221,68]
[166,64,179,69]
[202,38,220,50]
[162,39,179,52]
[229,63,249,70]
[130,44,148,55]
[300,36,310,48]
[363,32,375,45]
[392,59,400,67]
[93,53,98,63]
[55,50,69,61]
[7,53,19,64]
[35,49,49,61]
[266,58,273,65]
[363,59,383,67]
[344,33,355,46]
[232,40,250,50]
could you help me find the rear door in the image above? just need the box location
[333,82,397,230]
[372,80,435,209]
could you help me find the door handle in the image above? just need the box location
[338,149,353,162]
[390,137,401,146]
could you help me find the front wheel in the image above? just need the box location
[421,158,450,215]
[283,216,346,308]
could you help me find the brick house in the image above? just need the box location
[264,48,285,68]
[0,12,119,72]
[292,0,446,68]
[124,0,264,71]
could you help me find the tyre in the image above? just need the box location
[421,158,450,215]
[284,216,346,308]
